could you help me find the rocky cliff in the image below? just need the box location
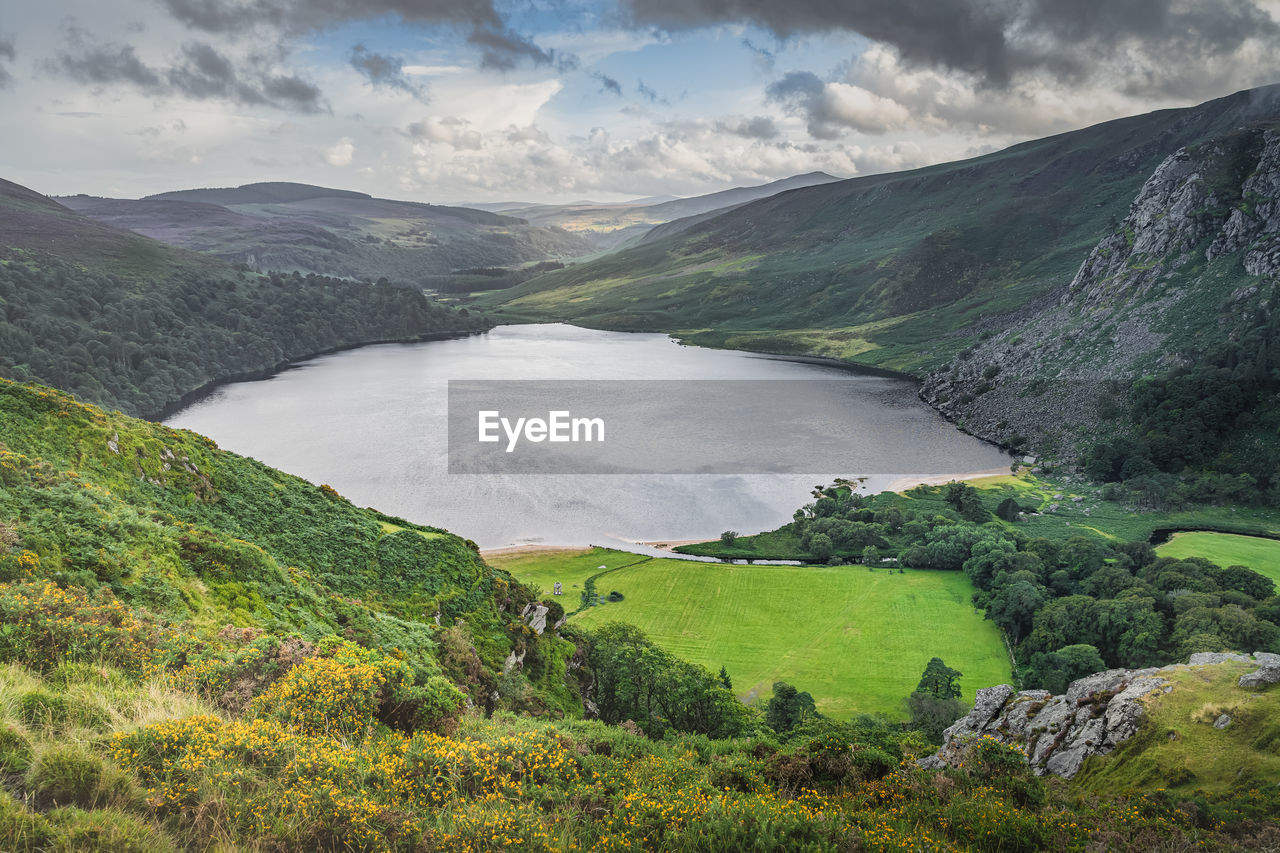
[921,122,1280,458]
[921,652,1280,779]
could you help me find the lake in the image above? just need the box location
[165,324,1011,548]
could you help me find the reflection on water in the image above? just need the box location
[165,324,1010,548]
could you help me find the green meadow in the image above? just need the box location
[491,547,1011,719]
[1156,532,1280,584]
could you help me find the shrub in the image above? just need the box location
[46,807,177,853]
[17,690,69,730]
[26,745,108,809]
[0,788,54,852]
[0,724,32,773]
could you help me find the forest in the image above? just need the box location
[0,253,490,417]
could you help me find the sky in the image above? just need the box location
[0,0,1278,205]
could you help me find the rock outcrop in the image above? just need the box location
[920,653,1278,779]
[920,123,1280,458]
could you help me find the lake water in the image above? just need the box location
[165,324,1011,549]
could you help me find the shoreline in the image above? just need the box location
[483,468,1014,560]
[885,467,1011,493]
[150,327,490,422]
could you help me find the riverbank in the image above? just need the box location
[151,327,490,421]
[885,467,1012,493]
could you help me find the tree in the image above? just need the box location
[862,545,881,565]
[908,691,965,744]
[1026,644,1106,694]
[915,657,962,700]
[717,665,733,691]
[765,682,816,733]
[720,530,738,546]
[809,533,833,561]
[996,497,1022,522]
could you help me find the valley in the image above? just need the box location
[0,21,1278,845]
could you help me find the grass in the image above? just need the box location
[1072,661,1280,796]
[1156,532,1280,583]
[492,548,1011,719]
[484,547,651,601]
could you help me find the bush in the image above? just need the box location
[46,807,177,853]
[17,690,69,730]
[0,788,54,851]
[0,724,32,773]
[25,744,138,813]
[26,745,109,809]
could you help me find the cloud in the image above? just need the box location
[54,30,325,112]
[636,79,668,104]
[0,36,14,89]
[405,115,483,150]
[717,115,779,140]
[741,37,774,72]
[159,0,568,72]
[622,0,1280,89]
[593,71,622,96]
[349,44,427,101]
[159,0,500,36]
[767,71,911,137]
[323,136,355,166]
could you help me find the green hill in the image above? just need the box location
[60,180,595,283]
[479,85,1280,377]
[0,380,1275,852]
[0,177,489,417]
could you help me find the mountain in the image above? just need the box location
[59,181,594,283]
[481,86,1280,360]
[481,171,843,250]
[0,177,489,417]
[923,121,1280,464]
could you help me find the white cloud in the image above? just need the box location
[323,136,355,165]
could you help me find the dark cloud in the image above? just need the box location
[741,37,774,71]
[467,26,574,71]
[636,79,666,103]
[349,44,427,100]
[160,0,500,36]
[766,71,911,137]
[592,72,622,96]
[55,31,324,112]
[161,0,567,72]
[0,36,16,89]
[623,0,1279,88]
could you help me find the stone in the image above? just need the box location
[1189,652,1251,666]
[107,432,119,454]
[1213,714,1232,729]
[520,602,551,635]
[1239,667,1280,689]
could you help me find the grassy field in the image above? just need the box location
[491,548,1010,719]
[1156,532,1280,583]
[484,547,649,600]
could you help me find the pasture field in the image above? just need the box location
[491,547,1011,718]
[1156,532,1280,583]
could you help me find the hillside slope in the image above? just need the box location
[60,181,594,282]
[481,172,843,250]
[481,85,1280,374]
[0,178,489,417]
[923,122,1280,463]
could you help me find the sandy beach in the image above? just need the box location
[478,544,589,558]
[885,467,1012,493]
[636,538,714,551]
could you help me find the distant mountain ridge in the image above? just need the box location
[478,172,843,250]
[0,176,489,417]
[61,181,594,283]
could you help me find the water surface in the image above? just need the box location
[166,324,1010,548]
